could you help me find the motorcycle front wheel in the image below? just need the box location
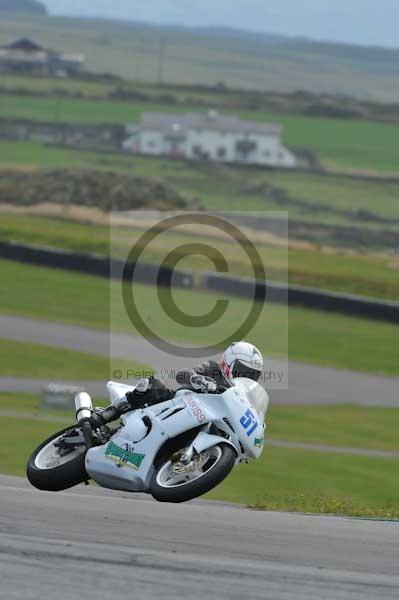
[150,443,236,503]
[27,426,88,492]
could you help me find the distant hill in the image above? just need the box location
[38,1,399,48]
[0,13,398,101]
[0,0,47,14]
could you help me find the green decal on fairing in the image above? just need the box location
[254,437,264,448]
[105,441,145,469]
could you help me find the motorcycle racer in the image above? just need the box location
[28,344,269,499]
[91,342,263,428]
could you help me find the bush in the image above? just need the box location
[0,169,188,211]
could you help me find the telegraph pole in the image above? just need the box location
[157,35,167,86]
[135,37,142,82]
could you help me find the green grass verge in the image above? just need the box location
[206,446,399,518]
[2,211,399,300]
[0,338,150,381]
[0,211,110,255]
[0,259,109,330]
[1,409,398,519]
[0,416,70,477]
[0,392,107,419]
[268,405,399,452]
[0,259,398,377]
[1,94,399,171]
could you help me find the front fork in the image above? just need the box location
[75,392,94,448]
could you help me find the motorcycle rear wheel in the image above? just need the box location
[150,443,236,503]
[27,426,88,492]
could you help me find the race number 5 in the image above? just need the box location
[240,408,258,436]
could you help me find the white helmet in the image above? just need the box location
[220,342,263,385]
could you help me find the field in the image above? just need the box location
[0,338,147,380]
[1,13,399,102]
[268,405,399,452]
[0,259,398,376]
[2,209,399,301]
[1,139,399,233]
[210,447,399,518]
[2,392,399,518]
[2,94,399,172]
[1,73,112,97]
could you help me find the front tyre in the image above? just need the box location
[27,426,88,492]
[150,443,236,503]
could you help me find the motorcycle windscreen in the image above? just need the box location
[236,378,269,420]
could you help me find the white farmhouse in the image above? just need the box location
[124,111,296,168]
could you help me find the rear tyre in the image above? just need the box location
[150,443,236,503]
[27,426,88,492]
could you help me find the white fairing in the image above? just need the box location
[236,378,269,420]
[106,381,135,406]
[85,380,269,493]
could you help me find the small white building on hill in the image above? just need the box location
[0,38,85,75]
[124,111,296,168]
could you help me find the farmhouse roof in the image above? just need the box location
[140,111,281,136]
[4,38,44,52]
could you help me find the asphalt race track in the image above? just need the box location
[0,475,398,600]
[1,315,399,406]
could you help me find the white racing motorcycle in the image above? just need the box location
[27,378,269,503]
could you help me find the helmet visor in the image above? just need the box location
[232,360,262,382]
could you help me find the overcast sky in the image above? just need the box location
[42,0,397,48]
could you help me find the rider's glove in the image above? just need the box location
[134,378,151,395]
[125,377,151,409]
[190,374,217,393]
